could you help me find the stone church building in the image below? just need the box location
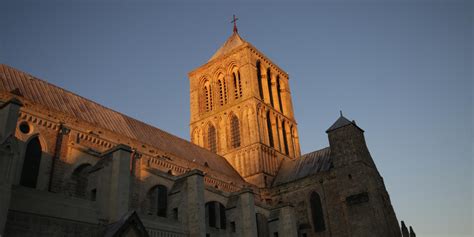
[0,27,406,237]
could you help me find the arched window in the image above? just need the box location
[203,81,213,112]
[70,164,92,199]
[233,71,243,99]
[205,201,226,229]
[266,68,274,107]
[230,114,241,148]
[310,192,326,232]
[207,124,217,153]
[218,80,224,106]
[266,111,274,148]
[256,61,264,100]
[20,137,42,188]
[256,213,269,237]
[282,121,289,155]
[148,185,168,217]
[277,76,283,113]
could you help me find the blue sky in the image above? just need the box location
[1,0,472,236]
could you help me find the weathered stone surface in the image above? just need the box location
[0,29,403,237]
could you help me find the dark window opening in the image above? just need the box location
[20,137,42,188]
[310,192,326,232]
[266,111,274,147]
[91,189,97,201]
[282,121,289,155]
[277,76,284,113]
[267,69,274,107]
[205,201,226,230]
[256,61,264,99]
[173,208,178,220]
[231,222,236,232]
[19,122,30,134]
[148,185,168,217]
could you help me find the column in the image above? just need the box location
[238,189,258,237]
[0,98,22,236]
[185,170,206,237]
[95,144,132,223]
[278,205,298,237]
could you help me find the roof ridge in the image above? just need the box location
[0,64,245,182]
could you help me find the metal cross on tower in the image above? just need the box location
[231,14,239,33]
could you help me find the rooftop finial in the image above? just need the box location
[340,110,343,117]
[231,14,239,33]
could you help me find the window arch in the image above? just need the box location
[207,124,217,153]
[230,114,241,148]
[148,185,168,217]
[205,201,226,229]
[310,192,326,232]
[266,111,274,148]
[233,70,242,99]
[203,80,213,112]
[20,136,42,188]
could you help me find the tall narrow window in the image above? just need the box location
[266,111,274,148]
[238,71,243,97]
[204,86,210,112]
[310,192,326,232]
[148,185,168,217]
[218,76,227,106]
[230,114,241,148]
[20,137,42,188]
[277,76,284,113]
[282,121,289,155]
[206,201,226,229]
[203,81,213,112]
[267,69,274,107]
[207,124,217,153]
[256,61,264,99]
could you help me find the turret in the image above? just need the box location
[326,112,376,168]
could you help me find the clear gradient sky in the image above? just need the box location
[1,0,472,236]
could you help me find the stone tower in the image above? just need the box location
[188,29,301,187]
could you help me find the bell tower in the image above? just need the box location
[188,27,301,187]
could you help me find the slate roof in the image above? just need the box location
[208,32,247,62]
[272,147,332,186]
[326,114,364,133]
[0,64,244,182]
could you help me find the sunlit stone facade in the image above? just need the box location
[0,30,402,237]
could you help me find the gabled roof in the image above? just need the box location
[104,211,149,237]
[0,64,245,182]
[272,147,332,186]
[326,114,364,133]
[208,32,247,62]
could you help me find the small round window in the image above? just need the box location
[19,122,30,134]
